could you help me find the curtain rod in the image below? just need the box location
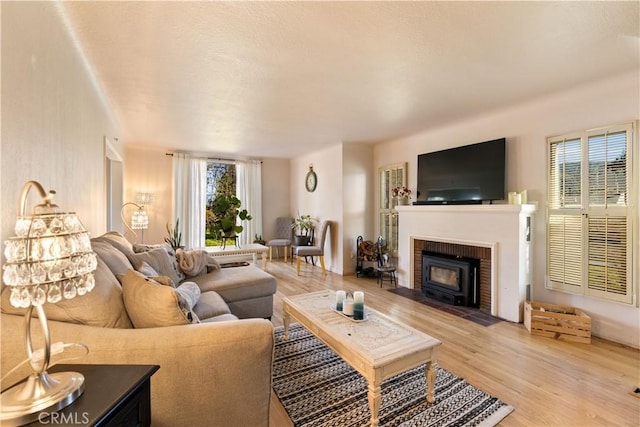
[165,152,262,163]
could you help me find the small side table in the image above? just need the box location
[26,364,159,427]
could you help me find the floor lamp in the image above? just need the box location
[120,194,151,243]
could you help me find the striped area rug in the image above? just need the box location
[273,324,514,427]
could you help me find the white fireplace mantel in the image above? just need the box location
[396,203,537,322]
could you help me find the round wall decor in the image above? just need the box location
[305,165,317,192]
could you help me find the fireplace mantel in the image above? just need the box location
[396,203,537,322]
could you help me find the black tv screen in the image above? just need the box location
[415,138,506,204]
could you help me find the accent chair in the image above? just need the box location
[267,217,293,261]
[294,220,330,276]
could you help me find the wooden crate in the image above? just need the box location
[524,301,591,344]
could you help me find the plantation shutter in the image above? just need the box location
[547,137,583,291]
[378,163,406,255]
[547,124,633,304]
[585,129,630,303]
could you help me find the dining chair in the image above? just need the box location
[266,217,293,261]
[294,220,330,276]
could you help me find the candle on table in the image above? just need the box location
[336,290,346,311]
[343,300,354,316]
[353,291,364,320]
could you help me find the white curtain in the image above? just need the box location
[236,160,262,246]
[173,153,207,249]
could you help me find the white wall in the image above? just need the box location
[1,2,121,244]
[123,145,173,244]
[342,144,375,274]
[373,71,640,347]
[261,158,291,242]
[291,145,344,273]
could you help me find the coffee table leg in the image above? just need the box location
[367,381,382,427]
[261,251,267,269]
[283,310,290,340]
[426,360,437,403]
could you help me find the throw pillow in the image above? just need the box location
[133,243,186,283]
[137,261,159,277]
[128,248,181,285]
[91,240,135,277]
[121,269,199,328]
[174,281,201,322]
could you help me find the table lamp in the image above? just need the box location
[1,181,97,425]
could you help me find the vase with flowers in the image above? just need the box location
[392,186,412,206]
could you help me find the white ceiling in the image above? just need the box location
[59,1,639,159]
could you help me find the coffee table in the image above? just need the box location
[282,290,441,427]
[203,243,269,269]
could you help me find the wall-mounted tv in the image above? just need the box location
[415,138,506,205]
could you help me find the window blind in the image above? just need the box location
[546,123,633,304]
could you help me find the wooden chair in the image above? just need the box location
[266,217,293,261]
[294,221,330,275]
[376,236,397,287]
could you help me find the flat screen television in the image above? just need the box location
[415,138,506,205]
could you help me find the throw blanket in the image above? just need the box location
[176,249,220,276]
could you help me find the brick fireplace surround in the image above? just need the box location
[414,240,492,312]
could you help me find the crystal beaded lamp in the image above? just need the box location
[120,201,149,242]
[130,206,149,230]
[1,181,97,425]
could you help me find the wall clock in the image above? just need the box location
[305,165,317,192]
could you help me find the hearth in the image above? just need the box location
[421,252,479,307]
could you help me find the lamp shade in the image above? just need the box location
[131,208,149,230]
[3,212,97,308]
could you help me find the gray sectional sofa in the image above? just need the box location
[0,232,277,427]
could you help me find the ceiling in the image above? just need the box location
[59,1,639,159]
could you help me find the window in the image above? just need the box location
[378,163,407,255]
[205,161,236,244]
[547,123,634,304]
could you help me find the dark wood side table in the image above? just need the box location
[26,364,159,427]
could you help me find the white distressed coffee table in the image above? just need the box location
[282,290,442,427]
[203,243,268,269]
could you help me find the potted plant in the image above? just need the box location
[209,194,252,238]
[253,234,266,245]
[165,218,183,250]
[291,214,317,246]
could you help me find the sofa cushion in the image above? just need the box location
[121,269,199,328]
[137,261,160,277]
[91,240,135,277]
[193,291,232,319]
[91,231,135,257]
[1,256,133,329]
[189,266,277,303]
[128,248,181,286]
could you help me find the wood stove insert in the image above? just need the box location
[421,252,479,307]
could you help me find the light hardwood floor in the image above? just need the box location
[265,259,640,427]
